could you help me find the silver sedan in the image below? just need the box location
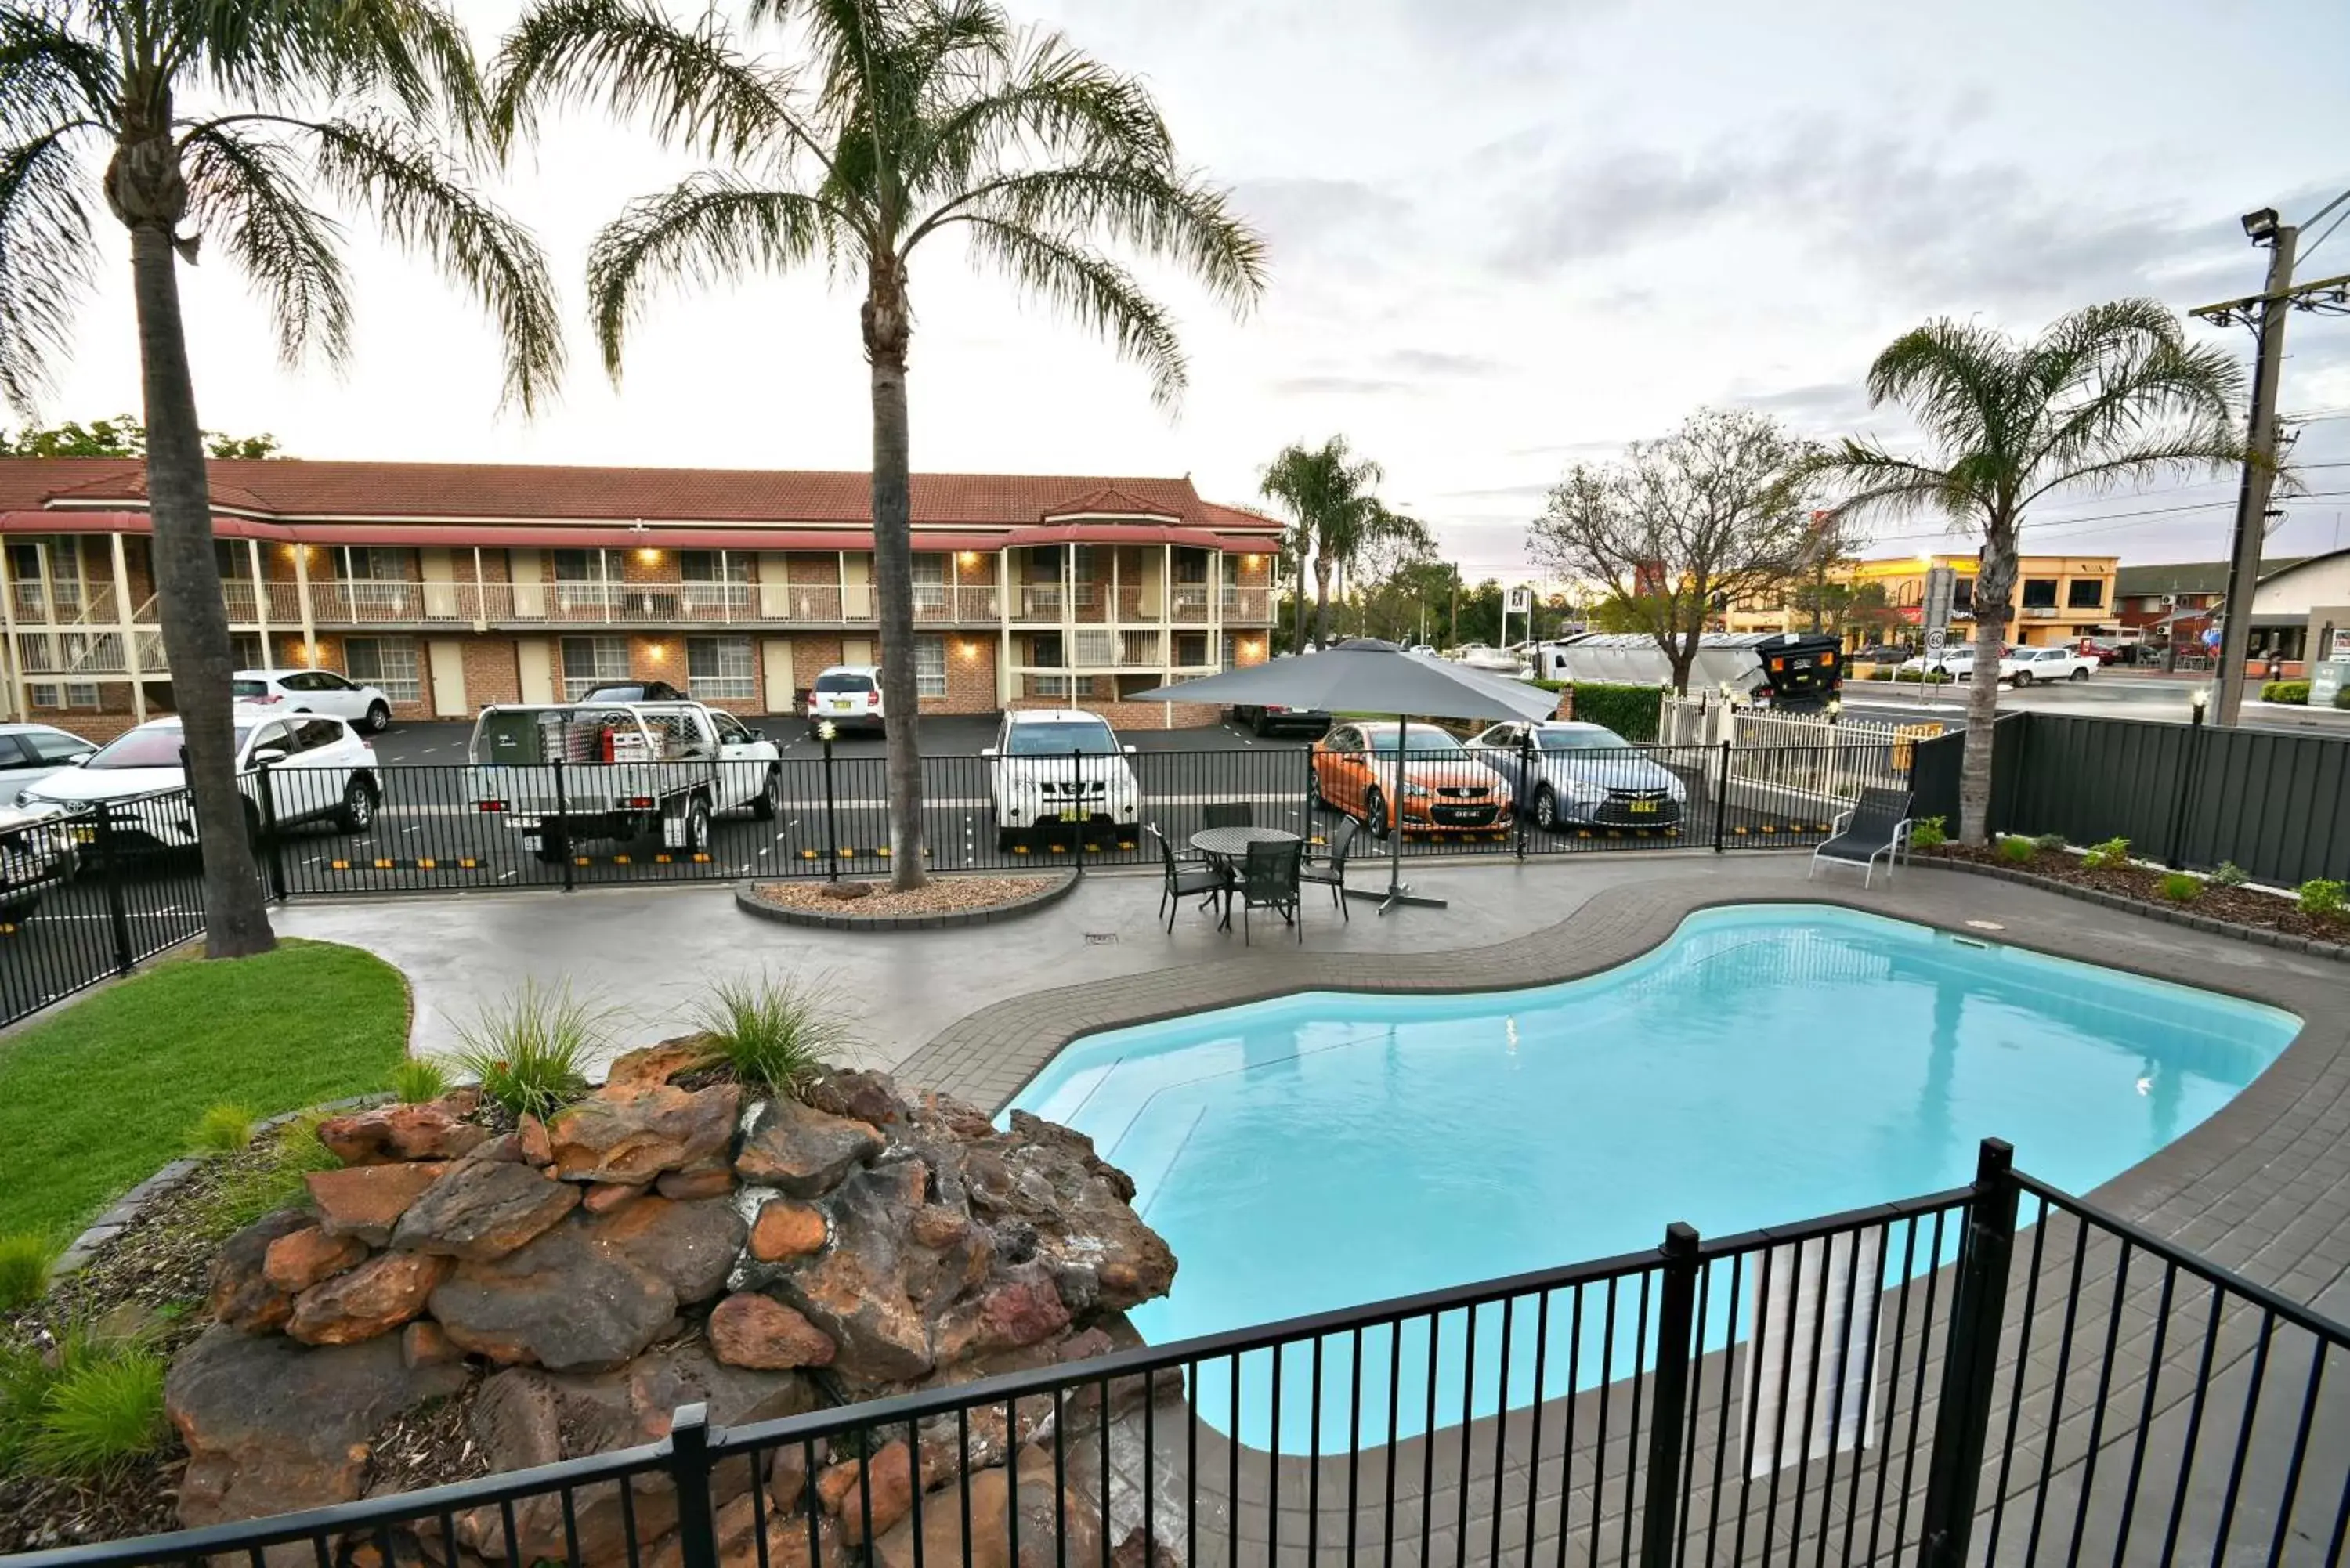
[1463,720,1689,831]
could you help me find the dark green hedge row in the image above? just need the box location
[1530,679,1663,741]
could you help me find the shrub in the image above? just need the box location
[24,1346,167,1477]
[1560,682,1662,741]
[1891,668,1953,684]
[1997,835,2037,864]
[0,1339,57,1473]
[0,1232,55,1311]
[1909,815,1947,850]
[1865,667,1893,681]
[391,1057,450,1105]
[2261,679,2310,705]
[688,970,856,1099]
[2211,861,2250,887]
[200,1112,342,1232]
[2080,836,2131,870]
[454,979,604,1122]
[2299,880,2348,919]
[2159,872,2204,904]
[2337,685,2350,711]
[188,1104,252,1155]
[2034,833,2068,853]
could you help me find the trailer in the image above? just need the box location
[1531,632,1845,707]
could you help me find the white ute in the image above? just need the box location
[470,701,780,862]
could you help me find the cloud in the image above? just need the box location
[1378,348,1505,376]
[1229,176,1414,262]
[1266,374,1412,396]
[1430,480,1557,501]
[1727,379,1880,430]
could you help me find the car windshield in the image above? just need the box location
[1538,728,1631,752]
[1364,727,1463,755]
[86,726,252,770]
[1006,721,1118,757]
[814,673,875,693]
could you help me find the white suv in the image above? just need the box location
[806,665,884,738]
[25,709,381,847]
[234,668,396,732]
[983,710,1142,851]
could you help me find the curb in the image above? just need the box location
[1915,858,2350,964]
[49,1092,394,1282]
[732,869,1079,932]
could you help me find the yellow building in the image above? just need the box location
[1723,553,2121,647]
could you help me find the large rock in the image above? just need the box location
[286,1252,453,1346]
[982,1115,1175,1311]
[605,1039,713,1090]
[647,1494,840,1568]
[767,1163,933,1383]
[167,1324,468,1533]
[750,1197,829,1262]
[591,1194,747,1305]
[316,1102,492,1165]
[262,1224,370,1295]
[870,1449,1097,1568]
[392,1160,581,1261]
[735,1097,883,1198]
[709,1293,835,1370]
[548,1082,740,1186]
[428,1215,678,1370]
[208,1209,313,1334]
[307,1162,449,1246]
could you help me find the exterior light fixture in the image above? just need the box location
[1826,698,1842,719]
[818,719,838,742]
[646,642,666,662]
[957,551,980,568]
[2190,687,2210,714]
[2242,208,2280,244]
[637,547,661,565]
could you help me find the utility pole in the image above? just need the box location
[2193,199,2350,724]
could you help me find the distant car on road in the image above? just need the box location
[0,723,98,806]
[1998,646,2097,685]
[1227,703,1330,738]
[983,709,1141,850]
[24,710,381,847]
[579,680,689,703]
[1462,720,1687,831]
[1900,645,1975,678]
[234,668,395,733]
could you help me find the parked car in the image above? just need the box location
[1900,645,1975,677]
[470,701,780,862]
[1997,645,2097,685]
[0,803,76,923]
[1227,703,1330,738]
[2077,640,2126,666]
[1462,720,1687,832]
[982,710,1141,850]
[805,666,884,737]
[24,710,381,847]
[0,723,98,806]
[233,668,396,733]
[1850,644,1909,666]
[579,680,689,703]
[1307,721,1513,839]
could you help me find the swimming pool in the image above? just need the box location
[1007,905,2299,1447]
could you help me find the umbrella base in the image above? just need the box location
[1345,884,1449,914]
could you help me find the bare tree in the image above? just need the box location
[1529,408,1819,692]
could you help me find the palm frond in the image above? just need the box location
[181,121,353,368]
[960,215,1184,406]
[0,123,96,414]
[1810,439,1987,523]
[2018,432,2248,509]
[331,0,492,147]
[0,6,114,134]
[906,26,1171,197]
[1865,316,2028,475]
[303,115,564,412]
[489,0,801,162]
[584,171,837,380]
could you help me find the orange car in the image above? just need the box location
[1307,721,1513,838]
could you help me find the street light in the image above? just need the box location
[2242,208,2281,245]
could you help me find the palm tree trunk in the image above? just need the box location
[1959,526,2017,846]
[128,226,276,956]
[1311,555,1333,648]
[864,264,925,891]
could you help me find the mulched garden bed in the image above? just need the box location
[1926,843,2350,945]
[747,874,1060,918]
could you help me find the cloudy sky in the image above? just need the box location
[28,0,2350,575]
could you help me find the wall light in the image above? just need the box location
[636,547,662,565]
[957,551,981,568]
[959,641,980,660]
[1243,554,1262,568]
[646,642,667,663]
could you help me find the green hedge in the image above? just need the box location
[2262,679,2310,705]
[1528,680,1662,741]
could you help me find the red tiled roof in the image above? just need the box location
[0,457,1285,532]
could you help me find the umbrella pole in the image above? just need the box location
[1347,710,1449,914]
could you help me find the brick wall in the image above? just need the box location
[785,554,837,587]
[462,636,521,706]
[923,636,995,714]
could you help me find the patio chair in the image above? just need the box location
[1297,818,1358,921]
[1202,801,1254,830]
[1809,787,1915,889]
[1237,839,1304,945]
[1147,825,1230,934]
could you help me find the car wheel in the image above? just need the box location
[1364,786,1390,840]
[1251,712,1271,737]
[532,828,569,865]
[752,766,780,820]
[364,701,392,734]
[336,775,378,833]
[682,797,712,854]
[2011,670,2032,686]
[2070,666,2090,682]
[1307,767,1332,812]
[997,826,1021,853]
[1535,786,1560,833]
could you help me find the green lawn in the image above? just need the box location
[0,941,409,1239]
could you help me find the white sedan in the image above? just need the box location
[24,710,381,847]
[233,668,396,733]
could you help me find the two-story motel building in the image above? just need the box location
[0,459,1286,738]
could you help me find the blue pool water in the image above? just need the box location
[1007,905,2298,1449]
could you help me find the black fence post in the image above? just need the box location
[1639,1221,1702,1568]
[256,760,288,901]
[665,1403,721,1568]
[820,728,841,882]
[1515,733,1533,859]
[553,756,575,893]
[92,807,135,974]
[1712,739,1732,853]
[1919,1137,2021,1568]
[2165,699,2207,870]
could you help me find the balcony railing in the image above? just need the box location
[7,582,110,625]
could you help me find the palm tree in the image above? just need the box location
[491,0,1264,891]
[1260,437,1412,652]
[1817,300,2243,844]
[0,0,564,956]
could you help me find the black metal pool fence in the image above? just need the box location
[8,1140,2345,1568]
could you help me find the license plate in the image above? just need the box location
[1058,808,1081,822]
[1630,800,1658,814]
[69,826,93,844]
[830,699,853,711]
[522,833,542,851]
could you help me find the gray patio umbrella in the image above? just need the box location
[1132,639,1559,912]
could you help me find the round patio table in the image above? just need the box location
[1190,826,1303,932]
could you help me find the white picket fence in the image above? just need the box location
[1661,694,1944,805]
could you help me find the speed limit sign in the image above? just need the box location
[1924,628,1947,659]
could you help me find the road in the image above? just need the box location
[1840,670,2350,735]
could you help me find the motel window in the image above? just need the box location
[1173,550,1209,584]
[560,635,630,698]
[1175,631,1209,667]
[64,682,99,709]
[343,548,407,580]
[1220,632,1238,670]
[2066,578,2105,610]
[678,551,748,583]
[910,555,946,610]
[1952,577,1975,610]
[914,637,947,698]
[215,540,251,580]
[345,636,421,703]
[27,684,57,710]
[2021,579,2059,610]
[685,635,756,699]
